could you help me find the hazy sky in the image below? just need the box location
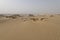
[0,0,60,14]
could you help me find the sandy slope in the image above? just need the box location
[0,15,60,40]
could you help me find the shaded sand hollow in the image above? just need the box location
[0,14,60,40]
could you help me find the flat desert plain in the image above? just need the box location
[0,14,60,40]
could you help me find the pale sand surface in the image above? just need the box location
[0,14,60,40]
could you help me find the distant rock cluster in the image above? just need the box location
[0,14,56,23]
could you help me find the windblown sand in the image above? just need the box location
[0,14,60,40]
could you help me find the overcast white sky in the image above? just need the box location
[0,0,60,14]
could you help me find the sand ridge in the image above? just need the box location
[0,14,60,40]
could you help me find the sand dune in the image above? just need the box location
[0,14,60,40]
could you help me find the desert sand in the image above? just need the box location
[0,14,60,40]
